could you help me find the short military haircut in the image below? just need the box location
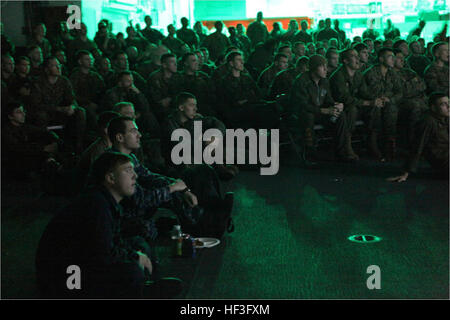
[316,47,326,56]
[408,40,419,51]
[175,92,196,108]
[226,51,242,64]
[393,48,403,55]
[340,48,356,63]
[118,70,133,80]
[76,49,91,61]
[43,56,58,69]
[377,47,394,60]
[181,52,196,65]
[113,101,134,113]
[429,92,448,107]
[97,111,121,130]
[354,42,368,53]
[107,116,135,143]
[296,56,309,68]
[294,41,306,47]
[278,44,291,52]
[161,53,176,64]
[89,151,133,185]
[274,52,288,62]
[16,56,30,64]
[393,39,407,50]
[432,42,447,57]
[325,47,338,59]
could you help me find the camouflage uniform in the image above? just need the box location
[404,110,449,176]
[30,75,86,152]
[70,68,106,131]
[102,86,160,138]
[161,113,226,169]
[423,62,449,95]
[28,37,52,59]
[216,72,278,129]
[237,34,252,58]
[289,71,352,155]
[406,54,431,78]
[141,27,164,45]
[359,62,370,74]
[329,65,371,134]
[67,38,99,68]
[177,28,199,49]
[202,32,231,62]
[257,65,279,99]
[211,63,228,81]
[246,21,269,48]
[395,67,428,145]
[317,28,339,42]
[291,31,312,45]
[109,70,147,93]
[362,64,403,140]
[146,69,180,121]
[169,71,217,116]
[162,36,185,58]
[136,60,160,80]
[69,69,105,106]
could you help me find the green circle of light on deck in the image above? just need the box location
[348,234,382,243]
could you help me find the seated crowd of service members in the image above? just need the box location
[1,12,448,298]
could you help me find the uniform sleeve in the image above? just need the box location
[330,71,359,109]
[131,182,172,210]
[30,81,52,113]
[389,72,403,106]
[289,77,320,115]
[403,71,426,99]
[362,69,379,100]
[424,65,439,95]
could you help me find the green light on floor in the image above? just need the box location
[348,234,382,243]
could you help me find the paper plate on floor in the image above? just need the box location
[194,237,220,248]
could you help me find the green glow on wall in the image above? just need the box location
[80,0,448,42]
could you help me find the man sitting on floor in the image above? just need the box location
[388,92,449,182]
[106,116,234,242]
[36,152,154,298]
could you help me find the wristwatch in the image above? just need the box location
[181,187,191,193]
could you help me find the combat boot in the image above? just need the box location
[337,134,359,161]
